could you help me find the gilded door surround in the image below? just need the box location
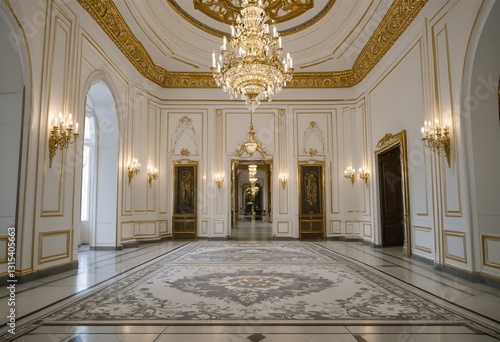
[76,0,428,89]
[375,130,411,257]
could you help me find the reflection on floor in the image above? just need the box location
[231,218,273,241]
[1,239,499,341]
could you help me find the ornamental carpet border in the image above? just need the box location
[5,242,500,340]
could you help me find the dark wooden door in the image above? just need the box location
[378,147,404,247]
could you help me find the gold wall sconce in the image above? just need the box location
[147,166,159,187]
[49,112,79,167]
[127,159,141,184]
[344,166,355,184]
[215,174,224,190]
[358,167,370,184]
[278,173,289,189]
[421,119,451,167]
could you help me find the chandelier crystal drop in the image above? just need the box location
[211,0,294,111]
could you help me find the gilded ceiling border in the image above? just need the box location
[76,0,428,89]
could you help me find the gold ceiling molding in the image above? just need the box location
[77,0,427,89]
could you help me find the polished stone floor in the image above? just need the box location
[230,218,274,241]
[1,221,499,341]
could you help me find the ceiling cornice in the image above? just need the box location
[77,0,428,89]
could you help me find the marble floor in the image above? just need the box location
[1,223,499,341]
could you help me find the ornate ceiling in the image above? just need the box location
[76,0,427,88]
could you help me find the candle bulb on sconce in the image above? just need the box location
[421,118,451,167]
[48,112,79,168]
[344,166,355,184]
[278,173,288,189]
[215,174,224,190]
[147,166,159,187]
[358,167,370,184]
[127,159,141,184]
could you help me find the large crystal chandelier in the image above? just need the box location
[211,0,294,111]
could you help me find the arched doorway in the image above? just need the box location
[0,7,29,245]
[81,82,119,249]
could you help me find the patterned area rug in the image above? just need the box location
[9,242,500,337]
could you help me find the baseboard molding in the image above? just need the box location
[91,246,123,251]
[327,236,364,243]
[273,235,298,241]
[0,261,79,284]
[434,263,500,289]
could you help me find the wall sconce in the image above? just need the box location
[215,174,224,190]
[147,166,159,187]
[344,166,355,184]
[48,112,79,168]
[127,159,141,184]
[358,167,370,184]
[421,119,451,167]
[278,173,288,189]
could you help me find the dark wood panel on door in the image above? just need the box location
[173,162,197,239]
[378,147,404,247]
[298,163,325,240]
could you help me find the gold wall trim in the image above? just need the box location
[38,230,71,264]
[482,235,500,269]
[77,0,428,88]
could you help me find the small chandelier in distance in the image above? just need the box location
[235,111,267,158]
[211,0,294,111]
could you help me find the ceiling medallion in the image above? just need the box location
[211,0,293,110]
[194,0,313,25]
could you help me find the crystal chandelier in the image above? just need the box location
[211,0,294,111]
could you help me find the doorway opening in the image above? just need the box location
[231,159,273,241]
[374,130,411,256]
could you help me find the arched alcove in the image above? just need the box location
[0,7,28,238]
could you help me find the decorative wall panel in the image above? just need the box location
[213,220,224,235]
[482,235,500,269]
[41,10,74,216]
[120,222,134,241]
[38,230,70,264]
[413,226,432,254]
[330,220,342,234]
[444,230,467,263]
[277,221,291,235]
